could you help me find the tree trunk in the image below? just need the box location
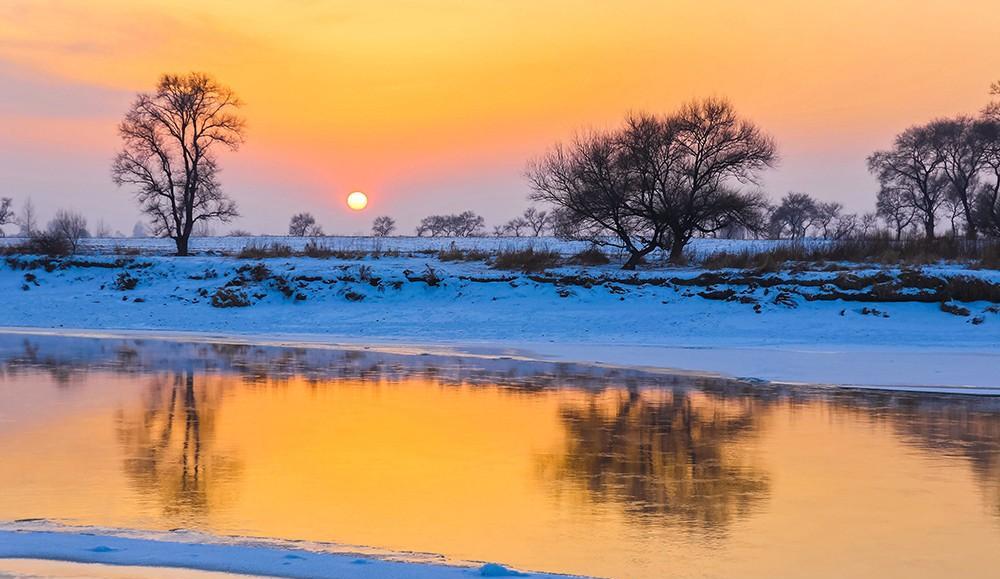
[622,251,644,270]
[175,234,190,256]
[668,232,689,264]
[924,219,935,240]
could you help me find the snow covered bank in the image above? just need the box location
[2,251,998,392]
[0,523,578,579]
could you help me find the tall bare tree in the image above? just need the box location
[977,131,1000,236]
[933,117,993,239]
[529,100,774,267]
[867,124,949,239]
[112,73,244,256]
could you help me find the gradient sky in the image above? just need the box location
[2,0,999,235]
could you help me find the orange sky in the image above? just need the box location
[1,0,998,234]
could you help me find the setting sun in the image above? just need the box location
[347,191,368,211]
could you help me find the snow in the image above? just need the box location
[0,522,580,579]
[1,237,999,393]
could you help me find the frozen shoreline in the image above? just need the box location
[3,243,999,394]
[0,522,579,578]
[1,325,998,395]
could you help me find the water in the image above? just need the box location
[0,333,998,578]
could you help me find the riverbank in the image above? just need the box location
[2,248,998,392]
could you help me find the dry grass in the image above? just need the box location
[437,244,490,262]
[567,246,611,266]
[492,247,561,272]
[702,237,1000,270]
[237,241,294,259]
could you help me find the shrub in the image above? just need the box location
[113,271,139,290]
[438,243,490,262]
[237,241,293,259]
[492,247,561,272]
[211,287,251,308]
[27,231,73,256]
[236,263,271,282]
[567,246,610,266]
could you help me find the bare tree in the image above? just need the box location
[768,192,817,239]
[528,128,653,265]
[47,209,89,254]
[112,72,244,256]
[876,184,917,240]
[984,81,1000,121]
[499,216,528,237]
[659,99,775,260]
[132,221,148,238]
[812,201,845,238]
[192,221,216,237]
[868,123,949,238]
[0,197,12,237]
[17,198,38,237]
[859,212,879,238]
[94,219,112,238]
[934,117,993,239]
[305,223,324,237]
[415,211,485,237]
[976,131,1000,236]
[529,101,774,267]
[522,207,549,236]
[371,215,396,237]
[288,212,316,236]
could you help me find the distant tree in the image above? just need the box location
[768,192,818,239]
[0,197,12,237]
[984,81,1000,121]
[288,212,316,236]
[192,221,216,237]
[498,216,528,237]
[522,207,549,236]
[529,100,774,267]
[46,209,89,254]
[305,223,324,237]
[415,211,485,237]
[17,198,38,237]
[867,123,949,238]
[813,201,844,238]
[227,229,252,237]
[371,215,396,237]
[112,72,244,256]
[131,221,147,238]
[876,184,917,240]
[858,212,879,238]
[93,219,112,238]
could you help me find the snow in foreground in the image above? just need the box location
[0,523,580,579]
[2,247,999,392]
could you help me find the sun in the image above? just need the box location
[346,191,368,211]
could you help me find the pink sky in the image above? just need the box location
[2,1,999,235]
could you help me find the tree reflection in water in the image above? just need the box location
[543,388,769,532]
[115,371,241,523]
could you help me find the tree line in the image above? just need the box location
[4,71,999,264]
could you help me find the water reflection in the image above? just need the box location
[545,389,767,530]
[115,372,241,523]
[2,333,1000,578]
